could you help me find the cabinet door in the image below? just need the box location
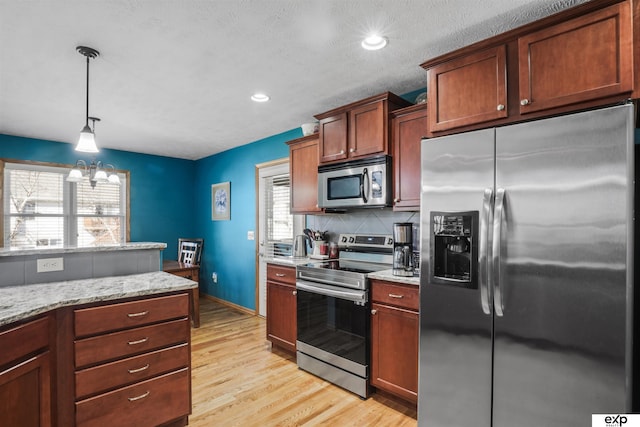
[371,303,419,402]
[266,281,297,353]
[427,45,507,132]
[319,113,348,163]
[290,136,322,213]
[518,1,632,114]
[0,352,52,427]
[349,100,386,158]
[392,106,427,211]
[371,303,418,403]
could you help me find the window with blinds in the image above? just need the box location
[264,174,293,258]
[2,161,127,249]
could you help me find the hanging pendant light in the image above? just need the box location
[75,46,100,153]
[67,46,120,188]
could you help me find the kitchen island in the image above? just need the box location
[0,264,196,427]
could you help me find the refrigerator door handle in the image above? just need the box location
[492,188,506,316]
[479,188,493,315]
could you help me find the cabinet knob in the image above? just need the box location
[520,99,530,106]
[349,148,355,153]
[292,290,297,296]
[497,104,505,111]
[393,198,399,203]
[371,309,377,315]
[339,150,345,155]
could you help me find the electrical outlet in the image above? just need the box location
[211,272,218,283]
[37,257,64,273]
[247,231,255,240]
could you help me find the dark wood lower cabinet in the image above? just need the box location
[266,264,297,353]
[0,351,52,427]
[1,292,191,427]
[370,280,419,404]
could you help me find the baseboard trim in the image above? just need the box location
[200,293,256,316]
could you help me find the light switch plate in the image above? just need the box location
[37,257,64,273]
[247,231,255,240]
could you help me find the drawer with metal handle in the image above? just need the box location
[75,367,190,427]
[74,293,189,337]
[75,343,189,399]
[75,318,189,368]
[370,280,419,311]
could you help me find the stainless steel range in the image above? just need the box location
[295,233,393,398]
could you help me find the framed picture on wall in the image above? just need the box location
[211,181,231,221]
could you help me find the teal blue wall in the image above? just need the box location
[1,89,426,311]
[0,134,196,257]
[193,128,300,310]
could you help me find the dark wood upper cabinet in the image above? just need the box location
[391,104,427,211]
[288,134,322,214]
[518,1,633,114]
[422,0,637,136]
[427,45,507,132]
[315,92,411,165]
[348,100,386,158]
[318,113,348,163]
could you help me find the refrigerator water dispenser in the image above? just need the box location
[430,211,478,288]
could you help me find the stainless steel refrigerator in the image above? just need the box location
[418,104,635,427]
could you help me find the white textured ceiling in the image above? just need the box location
[0,0,588,160]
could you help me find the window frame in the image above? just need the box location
[0,158,131,249]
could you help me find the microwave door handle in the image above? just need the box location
[361,168,369,203]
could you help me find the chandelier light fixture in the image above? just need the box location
[68,46,120,188]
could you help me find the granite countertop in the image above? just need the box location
[368,269,421,286]
[0,242,167,258]
[0,271,197,327]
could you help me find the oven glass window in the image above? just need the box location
[327,174,362,200]
[297,288,369,366]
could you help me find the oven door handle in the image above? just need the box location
[296,280,368,304]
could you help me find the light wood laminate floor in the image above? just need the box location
[189,298,418,426]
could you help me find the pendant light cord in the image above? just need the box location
[85,55,90,128]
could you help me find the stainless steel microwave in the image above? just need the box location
[317,155,392,209]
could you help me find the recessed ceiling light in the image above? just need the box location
[361,35,388,51]
[251,93,270,102]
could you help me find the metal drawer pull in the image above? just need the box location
[128,391,150,402]
[388,293,404,299]
[275,273,286,277]
[127,337,149,346]
[127,311,149,318]
[128,364,150,374]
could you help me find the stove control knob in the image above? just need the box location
[341,236,348,243]
[348,237,355,244]
[387,238,393,246]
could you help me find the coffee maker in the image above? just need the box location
[393,222,414,277]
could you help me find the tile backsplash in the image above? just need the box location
[306,209,419,242]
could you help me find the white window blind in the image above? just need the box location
[3,161,127,249]
[264,174,293,258]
